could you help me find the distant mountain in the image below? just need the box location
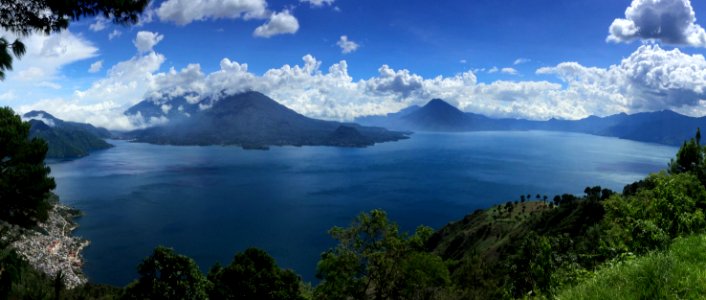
[23,111,113,159]
[354,104,420,128]
[355,99,706,146]
[123,95,201,123]
[124,91,408,148]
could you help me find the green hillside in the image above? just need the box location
[557,234,706,300]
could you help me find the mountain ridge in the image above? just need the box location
[124,91,409,148]
[23,111,113,159]
[355,99,706,146]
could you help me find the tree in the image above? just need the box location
[123,246,209,300]
[315,210,450,300]
[668,130,704,176]
[697,127,701,145]
[0,107,55,227]
[0,0,148,79]
[604,172,706,253]
[207,248,304,300]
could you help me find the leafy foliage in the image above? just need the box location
[556,235,706,300]
[123,247,209,300]
[208,248,305,300]
[0,107,55,227]
[669,127,705,183]
[603,172,706,253]
[315,209,450,300]
[28,119,113,159]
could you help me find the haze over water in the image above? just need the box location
[49,131,676,285]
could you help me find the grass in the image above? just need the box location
[555,234,706,300]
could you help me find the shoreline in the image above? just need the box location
[4,197,89,289]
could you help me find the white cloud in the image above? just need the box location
[253,10,299,38]
[108,29,122,40]
[514,58,530,65]
[14,40,706,131]
[537,44,706,114]
[336,35,359,54]
[365,65,424,98]
[89,17,108,32]
[0,29,96,87]
[75,51,165,106]
[460,59,467,64]
[23,112,56,127]
[156,0,268,25]
[485,66,519,75]
[27,50,168,131]
[501,67,518,75]
[19,98,164,131]
[608,0,706,47]
[300,0,335,7]
[133,31,164,53]
[142,45,706,123]
[89,60,103,73]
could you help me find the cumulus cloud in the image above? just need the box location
[75,52,165,107]
[300,0,335,7]
[253,10,300,37]
[19,98,164,131]
[15,40,706,131]
[608,0,706,47]
[89,60,103,73]
[0,29,96,104]
[537,44,706,114]
[133,31,164,53]
[155,0,300,39]
[16,31,168,131]
[337,35,359,54]
[156,0,268,25]
[365,65,424,98]
[139,53,582,121]
[24,50,168,131]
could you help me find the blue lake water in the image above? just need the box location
[48,131,677,286]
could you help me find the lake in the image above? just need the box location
[49,131,677,286]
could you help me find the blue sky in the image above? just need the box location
[3,0,706,129]
[72,0,648,80]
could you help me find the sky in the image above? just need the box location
[2,0,706,130]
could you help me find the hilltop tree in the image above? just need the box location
[669,129,706,184]
[0,107,55,227]
[0,0,148,79]
[207,248,304,300]
[123,247,209,300]
[315,210,450,300]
